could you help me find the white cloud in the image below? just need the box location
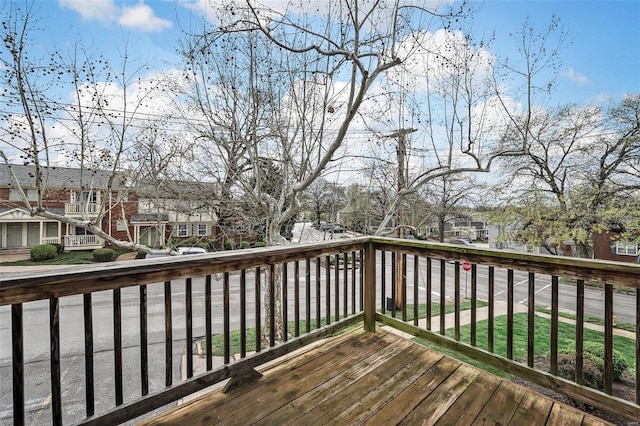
[59,0,172,32]
[565,67,589,85]
[59,0,118,22]
[119,3,173,32]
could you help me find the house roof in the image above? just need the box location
[0,164,131,190]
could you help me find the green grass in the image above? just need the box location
[535,306,636,333]
[403,300,488,321]
[2,249,132,265]
[201,318,338,356]
[437,312,636,376]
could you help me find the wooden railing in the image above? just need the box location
[0,236,638,424]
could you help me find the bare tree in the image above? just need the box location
[494,94,640,257]
[0,2,171,252]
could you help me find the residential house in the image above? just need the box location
[0,164,220,251]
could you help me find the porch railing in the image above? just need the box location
[63,234,103,248]
[64,202,99,216]
[0,237,638,425]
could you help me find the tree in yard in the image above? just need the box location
[177,0,467,342]
[493,94,640,257]
[421,173,480,242]
[0,2,181,253]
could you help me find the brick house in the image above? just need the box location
[0,164,220,251]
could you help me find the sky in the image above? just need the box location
[18,0,638,109]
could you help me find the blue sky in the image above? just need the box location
[14,0,640,107]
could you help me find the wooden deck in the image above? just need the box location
[141,328,612,426]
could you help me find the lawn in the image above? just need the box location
[439,312,637,376]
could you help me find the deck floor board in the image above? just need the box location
[141,328,613,426]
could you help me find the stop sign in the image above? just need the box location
[462,261,471,272]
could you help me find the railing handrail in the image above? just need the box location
[370,236,640,288]
[0,238,370,306]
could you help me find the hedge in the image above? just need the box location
[30,244,58,262]
[93,248,115,262]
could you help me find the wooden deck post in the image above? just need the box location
[364,241,376,332]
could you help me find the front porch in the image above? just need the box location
[1,237,638,425]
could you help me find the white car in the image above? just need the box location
[177,247,207,255]
[145,247,207,259]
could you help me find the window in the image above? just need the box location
[615,242,638,256]
[78,191,97,203]
[176,224,189,237]
[196,224,208,236]
[9,188,38,201]
[45,222,58,238]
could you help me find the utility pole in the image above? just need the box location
[385,128,416,311]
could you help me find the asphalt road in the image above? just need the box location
[0,223,636,424]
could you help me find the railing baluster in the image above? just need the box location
[528,272,535,368]
[140,285,149,395]
[83,293,94,417]
[255,267,261,353]
[164,281,172,386]
[294,261,300,337]
[335,254,340,321]
[391,252,396,317]
[359,249,364,311]
[283,262,288,342]
[454,261,460,341]
[240,270,246,358]
[440,259,446,335]
[604,283,614,394]
[326,255,331,325]
[507,269,514,360]
[12,304,24,426]
[205,275,213,368]
[305,258,311,333]
[576,279,584,385]
[471,264,477,346]
[225,272,231,360]
[488,266,494,353]
[50,297,62,424]
[113,288,123,405]
[550,275,559,376]
[269,264,275,347]
[343,252,348,318]
[402,253,407,322]
[186,278,193,378]
[315,258,320,330]
[351,251,357,315]
[413,255,419,327]
[381,250,386,314]
[426,257,432,331]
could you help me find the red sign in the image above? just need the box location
[462,261,472,272]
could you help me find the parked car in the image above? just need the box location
[145,247,207,259]
[331,225,346,233]
[177,247,207,255]
[446,238,474,246]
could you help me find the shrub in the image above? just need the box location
[557,354,603,390]
[556,342,629,389]
[51,243,64,254]
[240,241,251,249]
[93,248,115,262]
[30,244,58,262]
[224,240,236,250]
[136,249,147,259]
[179,237,199,247]
[254,241,266,248]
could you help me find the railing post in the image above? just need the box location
[364,241,376,332]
